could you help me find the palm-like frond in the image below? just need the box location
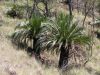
[41,13,91,52]
[12,15,46,49]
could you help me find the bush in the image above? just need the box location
[6,4,32,19]
[12,15,46,55]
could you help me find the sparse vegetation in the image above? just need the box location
[6,4,32,19]
[0,0,100,75]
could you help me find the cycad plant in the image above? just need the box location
[12,15,46,56]
[41,14,91,69]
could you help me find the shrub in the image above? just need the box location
[41,13,92,69]
[6,4,32,19]
[12,15,46,56]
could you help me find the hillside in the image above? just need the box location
[0,1,100,75]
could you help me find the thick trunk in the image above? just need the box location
[33,38,40,56]
[58,43,71,69]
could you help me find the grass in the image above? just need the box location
[0,2,59,75]
[0,1,100,75]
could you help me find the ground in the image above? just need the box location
[0,1,100,75]
[0,2,45,75]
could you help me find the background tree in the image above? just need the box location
[61,0,73,17]
[67,0,72,16]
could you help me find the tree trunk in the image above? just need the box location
[44,1,49,17]
[58,43,71,69]
[13,0,16,3]
[29,0,36,18]
[33,38,40,56]
[67,0,72,16]
[26,0,29,19]
[77,0,79,13]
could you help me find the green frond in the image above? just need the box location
[12,15,46,51]
[41,13,92,53]
[74,35,91,46]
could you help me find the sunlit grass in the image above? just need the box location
[0,1,100,75]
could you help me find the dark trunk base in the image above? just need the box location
[58,46,69,69]
[33,38,41,56]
